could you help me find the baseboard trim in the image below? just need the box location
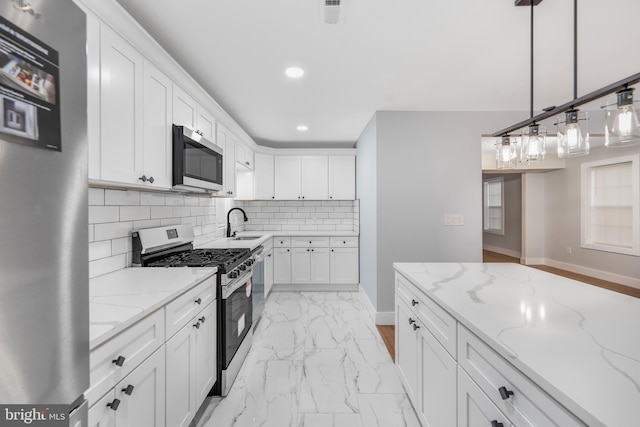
[483,244,521,259]
[375,312,395,326]
[272,283,358,292]
[543,259,640,290]
[521,257,545,265]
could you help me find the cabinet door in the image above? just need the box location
[173,85,197,129]
[216,125,236,197]
[166,325,196,427]
[396,300,419,404]
[99,24,144,184]
[142,61,172,189]
[330,248,359,284]
[458,368,512,427]
[194,303,216,408]
[419,325,457,427]
[274,156,302,199]
[197,107,215,142]
[291,248,311,283]
[236,143,254,170]
[264,250,274,296]
[310,248,330,283]
[254,153,275,199]
[88,391,116,427]
[273,248,292,284]
[301,156,329,200]
[116,348,166,427]
[329,156,356,200]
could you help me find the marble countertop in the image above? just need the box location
[197,231,359,250]
[393,262,640,427]
[89,267,217,350]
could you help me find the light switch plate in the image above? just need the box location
[444,213,464,226]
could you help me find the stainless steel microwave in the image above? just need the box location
[172,124,223,193]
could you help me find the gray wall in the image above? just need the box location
[482,173,522,256]
[544,145,640,279]
[357,110,525,314]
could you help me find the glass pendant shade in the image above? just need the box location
[496,135,517,169]
[556,109,589,158]
[605,88,640,147]
[521,124,546,165]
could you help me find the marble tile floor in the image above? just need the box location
[191,291,420,427]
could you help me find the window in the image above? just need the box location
[581,154,640,256]
[483,177,504,235]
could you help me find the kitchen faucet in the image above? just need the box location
[226,207,249,237]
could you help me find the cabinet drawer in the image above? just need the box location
[458,367,513,427]
[165,277,216,339]
[291,236,330,247]
[330,237,358,247]
[87,309,165,407]
[273,237,291,247]
[396,273,420,314]
[458,326,584,427]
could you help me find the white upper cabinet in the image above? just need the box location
[301,156,329,200]
[142,62,173,189]
[274,156,302,199]
[216,124,236,197]
[329,155,356,200]
[197,108,215,143]
[236,142,254,170]
[172,85,197,130]
[254,153,275,200]
[97,23,144,184]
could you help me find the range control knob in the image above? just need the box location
[229,271,238,279]
[246,259,254,266]
[238,264,247,271]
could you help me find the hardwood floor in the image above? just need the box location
[378,251,639,361]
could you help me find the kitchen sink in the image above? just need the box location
[232,236,261,240]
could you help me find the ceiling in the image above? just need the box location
[115,0,640,148]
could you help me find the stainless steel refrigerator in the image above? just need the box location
[0,0,89,425]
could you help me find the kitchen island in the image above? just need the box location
[394,262,640,427]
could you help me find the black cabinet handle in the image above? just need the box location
[309,241,312,244]
[311,249,314,252]
[112,356,125,367]
[268,254,272,257]
[408,318,415,325]
[107,399,121,411]
[287,249,290,252]
[302,196,305,199]
[412,323,420,331]
[330,196,333,199]
[491,421,504,427]
[138,175,148,183]
[195,298,202,305]
[245,161,250,166]
[193,321,201,329]
[343,241,346,244]
[331,249,334,252]
[411,299,418,306]
[199,316,206,323]
[498,386,514,400]
[306,249,309,252]
[121,385,134,395]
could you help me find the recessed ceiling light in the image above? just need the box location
[285,67,304,78]
[296,125,309,132]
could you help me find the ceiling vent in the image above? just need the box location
[324,0,341,24]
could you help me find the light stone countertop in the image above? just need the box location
[197,231,359,251]
[393,262,640,427]
[89,267,217,350]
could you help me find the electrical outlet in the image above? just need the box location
[566,247,572,254]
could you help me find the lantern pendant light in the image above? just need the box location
[496,135,518,170]
[605,87,640,147]
[521,123,546,164]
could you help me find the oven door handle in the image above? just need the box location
[222,270,253,299]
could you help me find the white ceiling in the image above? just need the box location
[115,0,640,148]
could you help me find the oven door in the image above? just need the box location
[221,271,253,367]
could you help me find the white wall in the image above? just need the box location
[482,173,522,258]
[521,172,546,264]
[357,110,525,317]
[543,145,640,284]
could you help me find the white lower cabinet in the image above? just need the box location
[394,270,586,427]
[291,248,312,283]
[273,247,292,284]
[89,347,166,427]
[329,247,358,284]
[264,246,274,297]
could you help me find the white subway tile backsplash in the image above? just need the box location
[317,225,337,231]
[316,207,334,213]
[184,196,199,206]
[264,225,283,231]
[173,206,191,217]
[133,219,162,229]
[281,225,300,231]
[89,206,119,224]
[329,213,347,218]
[140,192,165,206]
[262,207,280,213]
[297,207,316,213]
[279,207,298,213]
[273,212,292,219]
[300,225,318,231]
[256,213,274,219]
[181,217,197,227]
[88,225,94,243]
[165,195,185,205]
[150,206,174,219]
[89,188,105,206]
[160,218,182,226]
[120,206,151,221]
[111,237,132,256]
[90,254,127,278]
[89,240,112,261]
[190,206,206,216]
[94,221,133,241]
[105,189,140,206]
[339,201,354,207]
[336,225,353,231]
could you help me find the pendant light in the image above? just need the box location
[604,86,640,147]
[556,0,589,158]
[496,135,518,170]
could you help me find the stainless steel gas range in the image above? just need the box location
[132,224,260,396]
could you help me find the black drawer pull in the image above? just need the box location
[499,386,514,400]
[112,356,125,367]
[408,318,415,325]
[412,323,420,331]
[195,298,202,305]
[411,299,418,306]
[121,385,134,395]
[193,321,201,329]
[491,421,504,427]
[199,316,206,323]
[107,399,121,411]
